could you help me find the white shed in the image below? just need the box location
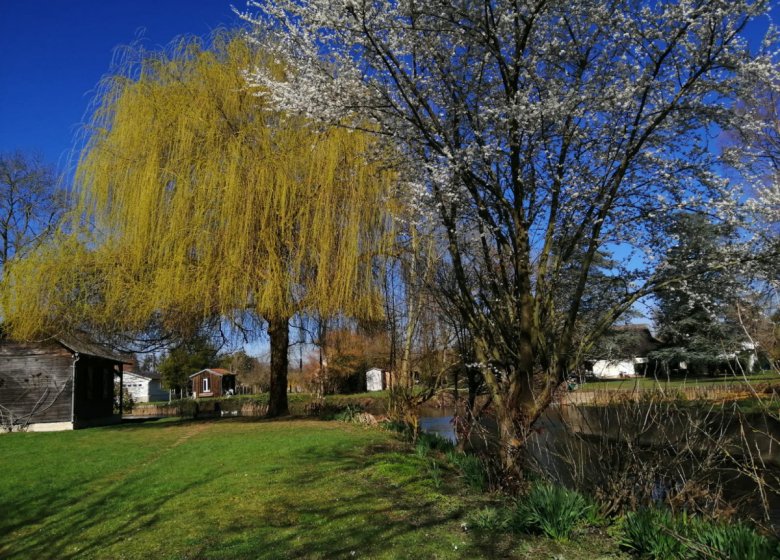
[122,371,168,403]
[366,368,384,392]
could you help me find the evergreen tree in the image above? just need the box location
[652,214,745,375]
[158,335,220,394]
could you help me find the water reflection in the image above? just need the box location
[418,403,780,527]
[418,407,457,443]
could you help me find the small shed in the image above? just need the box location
[366,367,385,392]
[0,335,131,432]
[122,370,168,403]
[190,368,236,398]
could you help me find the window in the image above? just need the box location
[202,377,210,393]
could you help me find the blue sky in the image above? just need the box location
[0,1,776,353]
[0,1,242,174]
[2,1,776,177]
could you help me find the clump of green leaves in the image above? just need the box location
[416,431,455,452]
[694,521,778,560]
[330,404,363,422]
[427,459,443,490]
[618,507,689,559]
[619,507,777,560]
[512,483,593,541]
[446,450,488,491]
[466,507,511,532]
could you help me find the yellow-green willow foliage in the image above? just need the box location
[1,34,395,340]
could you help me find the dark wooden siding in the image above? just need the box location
[192,371,226,398]
[73,356,118,421]
[0,341,74,424]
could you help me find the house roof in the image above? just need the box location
[189,367,235,378]
[595,324,662,359]
[124,370,162,380]
[55,333,134,364]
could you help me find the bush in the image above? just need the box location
[512,483,593,541]
[619,507,778,560]
[427,459,443,490]
[176,399,199,418]
[113,386,135,414]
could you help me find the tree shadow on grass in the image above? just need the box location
[2,418,519,559]
[0,420,221,559]
[2,469,214,560]
[198,441,516,559]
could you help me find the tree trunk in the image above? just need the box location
[267,316,290,417]
[496,406,524,478]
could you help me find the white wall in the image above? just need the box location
[123,372,151,402]
[366,368,383,391]
[591,359,636,379]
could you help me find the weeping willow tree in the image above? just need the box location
[0,33,396,416]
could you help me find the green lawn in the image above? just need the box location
[0,418,624,560]
[580,370,780,391]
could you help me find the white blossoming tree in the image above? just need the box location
[240,0,778,472]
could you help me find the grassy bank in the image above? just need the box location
[579,371,779,392]
[136,391,390,416]
[0,418,624,560]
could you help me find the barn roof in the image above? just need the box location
[597,324,662,358]
[124,370,162,380]
[56,334,134,364]
[189,368,235,378]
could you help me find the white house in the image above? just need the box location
[588,325,661,380]
[366,368,384,392]
[122,371,168,403]
[590,357,649,379]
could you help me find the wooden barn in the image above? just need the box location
[190,368,236,398]
[0,335,131,432]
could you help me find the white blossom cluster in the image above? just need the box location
[237,0,778,374]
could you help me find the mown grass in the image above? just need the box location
[0,418,625,560]
[580,370,780,391]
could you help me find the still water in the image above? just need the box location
[418,403,780,527]
[418,412,457,443]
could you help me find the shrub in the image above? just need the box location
[414,439,430,458]
[113,386,135,414]
[512,483,593,541]
[176,399,199,418]
[381,419,412,436]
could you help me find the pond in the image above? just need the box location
[418,402,780,528]
[418,410,457,443]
